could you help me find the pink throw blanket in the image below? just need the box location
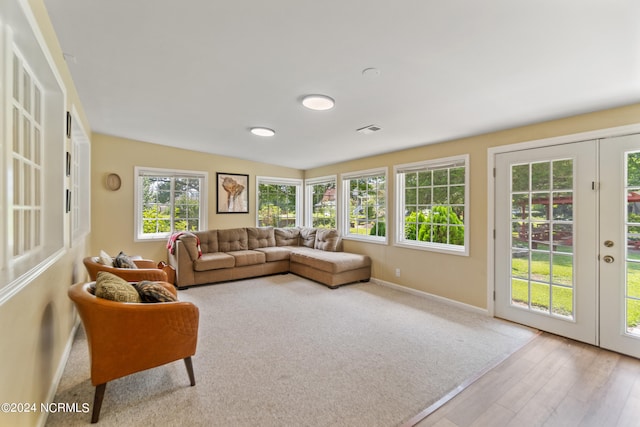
[167,232,202,258]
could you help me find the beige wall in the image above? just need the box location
[2,4,639,426]
[0,1,91,426]
[90,134,303,262]
[307,103,640,308]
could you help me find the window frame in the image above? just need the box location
[134,166,208,242]
[394,154,469,256]
[256,176,303,228]
[305,175,337,229]
[70,107,91,245]
[0,2,68,300]
[340,167,388,244]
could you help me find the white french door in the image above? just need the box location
[494,134,640,358]
[495,141,599,345]
[599,134,640,358]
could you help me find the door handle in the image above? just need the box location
[603,255,614,263]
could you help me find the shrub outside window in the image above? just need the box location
[257,177,302,227]
[395,155,469,255]
[305,176,337,229]
[341,168,387,243]
[135,167,207,241]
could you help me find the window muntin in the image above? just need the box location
[257,177,302,227]
[395,156,469,254]
[135,168,207,240]
[11,51,43,260]
[306,176,337,229]
[341,168,387,242]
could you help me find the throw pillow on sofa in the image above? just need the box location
[133,281,177,303]
[95,272,141,303]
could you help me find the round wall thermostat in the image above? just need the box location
[106,173,122,191]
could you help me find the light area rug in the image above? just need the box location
[47,274,536,427]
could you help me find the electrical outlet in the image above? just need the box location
[395,268,401,277]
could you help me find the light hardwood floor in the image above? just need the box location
[414,332,640,427]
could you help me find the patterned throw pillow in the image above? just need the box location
[95,272,141,303]
[133,281,177,303]
[113,251,138,269]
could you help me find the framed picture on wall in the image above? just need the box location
[217,172,249,213]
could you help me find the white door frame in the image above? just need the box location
[487,123,640,316]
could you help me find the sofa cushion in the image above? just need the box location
[314,228,341,252]
[228,250,266,267]
[247,227,276,249]
[194,229,218,254]
[299,227,317,248]
[254,246,291,262]
[275,227,300,246]
[218,228,248,252]
[194,252,235,271]
[133,280,177,303]
[290,248,371,274]
[95,272,141,302]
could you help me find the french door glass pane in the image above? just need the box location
[510,160,575,320]
[625,151,640,336]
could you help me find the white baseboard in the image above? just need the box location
[370,277,489,316]
[38,316,80,427]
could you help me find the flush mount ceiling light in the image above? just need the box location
[301,94,335,111]
[250,127,275,137]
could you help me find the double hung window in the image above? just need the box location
[395,155,469,254]
[135,167,207,240]
[305,176,337,229]
[256,177,302,227]
[341,168,387,242]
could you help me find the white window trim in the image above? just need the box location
[134,166,208,242]
[256,176,303,227]
[0,0,68,299]
[340,167,388,244]
[394,154,470,256]
[70,105,91,246]
[304,175,337,228]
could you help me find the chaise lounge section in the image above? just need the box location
[168,227,371,289]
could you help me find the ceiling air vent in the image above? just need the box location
[356,124,382,135]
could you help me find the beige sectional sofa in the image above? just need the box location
[167,227,371,289]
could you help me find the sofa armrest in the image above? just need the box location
[133,259,158,269]
[168,240,196,287]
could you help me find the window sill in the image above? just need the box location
[394,240,469,256]
[342,234,388,245]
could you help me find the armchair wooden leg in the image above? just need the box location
[184,357,196,386]
[91,383,106,423]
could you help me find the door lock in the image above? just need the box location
[603,255,614,263]
[604,240,614,248]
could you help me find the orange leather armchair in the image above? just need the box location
[68,282,199,423]
[83,256,169,282]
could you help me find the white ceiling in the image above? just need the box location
[43,0,640,170]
